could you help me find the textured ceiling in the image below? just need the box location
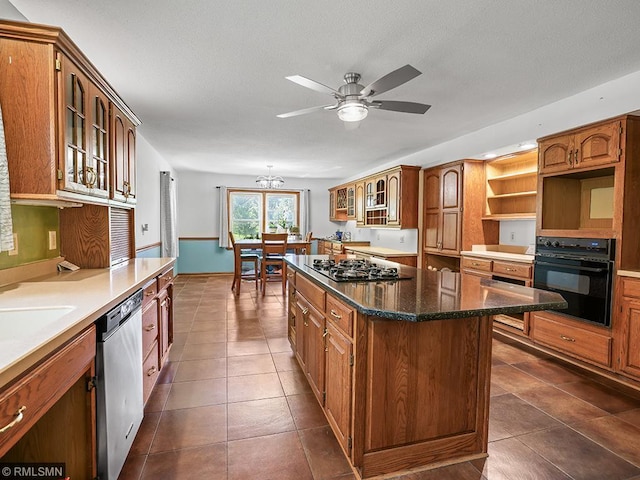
[8,0,640,179]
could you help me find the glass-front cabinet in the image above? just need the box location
[59,53,110,198]
[330,166,419,228]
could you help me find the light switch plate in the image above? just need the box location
[48,230,57,250]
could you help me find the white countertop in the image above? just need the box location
[460,250,534,263]
[618,270,640,279]
[342,245,417,257]
[0,257,175,388]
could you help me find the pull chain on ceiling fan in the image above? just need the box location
[277,64,431,123]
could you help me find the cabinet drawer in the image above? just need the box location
[326,295,354,337]
[142,301,159,359]
[142,278,158,308]
[158,268,174,292]
[295,274,326,311]
[492,261,532,279]
[622,277,640,299]
[531,313,611,367]
[462,257,492,272]
[0,326,96,456]
[143,341,160,405]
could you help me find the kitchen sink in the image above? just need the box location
[0,306,75,338]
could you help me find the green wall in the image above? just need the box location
[0,205,60,269]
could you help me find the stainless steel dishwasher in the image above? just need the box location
[96,289,144,480]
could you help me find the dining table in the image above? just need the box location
[232,237,312,295]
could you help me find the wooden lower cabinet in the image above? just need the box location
[324,322,353,455]
[616,276,640,379]
[288,273,492,478]
[0,326,97,479]
[140,267,174,405]
[530,310,612,368]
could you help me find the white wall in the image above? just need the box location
[135,132,174,249]
[0,0,26,20]
[175,171,338,239]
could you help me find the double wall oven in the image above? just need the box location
[534,237,615,327]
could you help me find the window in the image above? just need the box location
[228,190,299,239]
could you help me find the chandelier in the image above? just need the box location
[256,165,284,189]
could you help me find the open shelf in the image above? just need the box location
[485,149,538,219]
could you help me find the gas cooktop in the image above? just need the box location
[307,259,413,282]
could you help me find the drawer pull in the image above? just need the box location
[145,291,155,297]
[301,307,309,316]
[560,335,576,342]
[146,365,158,376]
[330,309,342,320]
[287,273,295,279]
[0,406,26,434]
[504,267,517,272]
[145,324,156,332]
[471,262,481,266]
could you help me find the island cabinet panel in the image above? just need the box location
[359,315,492,478]
[325,322,353,455]
[364,317,485,449]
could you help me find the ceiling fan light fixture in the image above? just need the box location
[337,102,368,122]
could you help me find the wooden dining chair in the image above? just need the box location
[229,231,259,292]
[260,233,288,296]
[300,231,313,254]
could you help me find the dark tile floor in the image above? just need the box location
[118,274,640,480]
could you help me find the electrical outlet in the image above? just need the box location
[48,230,57,250]
[8,233,18,256]
[510,232,515,241]
[376,233,381,241]
[399,235,405,243]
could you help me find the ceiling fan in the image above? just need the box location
[277,64,431,123]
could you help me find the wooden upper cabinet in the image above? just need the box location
[539,119,622,174]
[0,20,139,206]
[423,160,498,259]
[58,54,110,198]
[330,165,419,228]
[386,171,400,225]
[355,182,365,226]
[111,104,137,204]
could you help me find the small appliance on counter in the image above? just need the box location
[335,230,343,241]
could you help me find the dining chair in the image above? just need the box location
[229,231,259,293]
[260,232,288,296]
[300,231,313,254]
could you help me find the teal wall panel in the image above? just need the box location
[176,239,233,274]
[137,245,162,259]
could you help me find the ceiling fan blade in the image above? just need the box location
[277,104,336,118]
[360,65,422,97]
[370,100,431,114]
[285,75,342,96]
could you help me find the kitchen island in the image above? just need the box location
[285,255,566,479]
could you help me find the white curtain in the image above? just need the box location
[0,99,14,252]
[300,189,310,236]
[218,186,229,248]
[160,172,178,257]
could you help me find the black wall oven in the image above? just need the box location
[534,237,615,327]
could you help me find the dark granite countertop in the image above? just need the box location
[285,255,567,322]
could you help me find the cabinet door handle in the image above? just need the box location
[146,365,158,376]
[86,166,97,187]
[0,406,26,434]
[145,324,156,332]
[323,328,329,338]
[560,335,576,342]
[574,149,579,164]
[330,309,342,320]
[567,150,573,165]
[301,306,309,316]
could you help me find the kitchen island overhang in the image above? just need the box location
[285,255,567,479]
